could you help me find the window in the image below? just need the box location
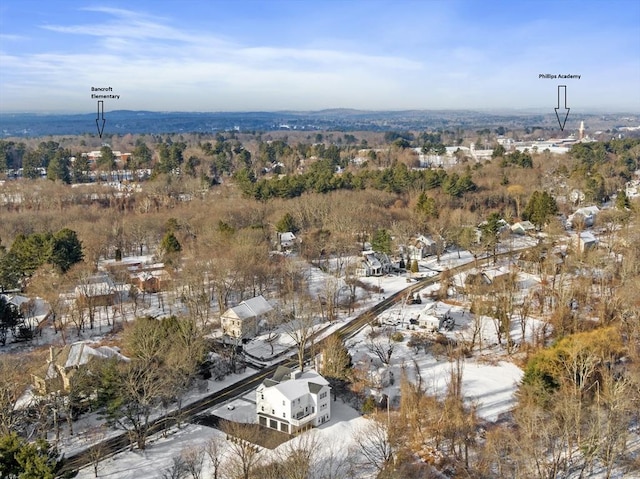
[319,392,327,399]
[283,412,286,418]
[282,400,285,405]
[261,406,264,411]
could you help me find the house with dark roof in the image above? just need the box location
[256,366,331,435]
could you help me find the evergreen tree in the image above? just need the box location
[523,191,559,228]
[50,228,84,272]
[0,295,23,346]
[36,141,60,168]
[415,192,438,218]
[0,141,9,172]
[72,153,90,183]
[2,228,83,280]
[0,251,22,291]
[0,432,60,478]
[131,140,153,169]
[155,142,177,174]
[275,212,299,234]
[160,232,181,256]
[371,229,392,254]
[0,432,22,477]
[46,149,71,183]
[481,212,502,263]
[410,259,419,274]
[491,144,506,158]
[97,146,116,171]
[22,150,42,179]
[615,189,630,210]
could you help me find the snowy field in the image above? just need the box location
[74,398,368,479]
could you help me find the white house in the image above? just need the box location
[221,295,273,340]
[418,314,441,331]
[359,251,392,277]
[256,366,331,434]
[567,206,600,228]
[574,231,598,252]
[407,235,437,260]
[416,303,452,331]
[511,221,535,235]
[279,232,296,249]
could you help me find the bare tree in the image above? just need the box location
[595,371,637,479]
[468,301,485,352]
[263,308,283,357]
[105,360,171,450]
[180,444,205,479]
[0,354,31,435]
[178,259,213,330]
[351,412,396,476]
[321,334,352,381]
[28,264,69,340]
[165,317,206,426]
[69,263,109,331]
[488,272,518,352]
[67,300,86,337]
[441,352,477,467]
[274,431,320,479]
[517,292,533,347]
[204,434,226,479]
[85,426,108,478]
[343,261,361,315]
[366,328,395,366]
[161,456,187,479]
[221,420,264,479]
[317,440,353,479]
[319,275,340,323]
[283,297,319,372]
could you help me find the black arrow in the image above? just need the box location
[554,85,570,131]
[95,100,106,138]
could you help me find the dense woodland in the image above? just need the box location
[0,129,639,478]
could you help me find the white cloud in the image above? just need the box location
[1,6,638,112]
[0,33,28,41]
[0,6,429,111]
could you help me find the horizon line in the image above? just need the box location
[2,107,639,116]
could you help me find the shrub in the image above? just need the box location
[361,395,377,414]
[390,332,404,342]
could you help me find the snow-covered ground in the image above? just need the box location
[59,239,640,479]
[74,398,368,479]
[68,252,524,476]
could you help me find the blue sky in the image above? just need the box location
[1,0,639,113]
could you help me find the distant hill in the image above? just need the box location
[0,109,632,137]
